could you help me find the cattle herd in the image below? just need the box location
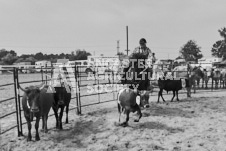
[18,66,226,141]
[19,82,71,141]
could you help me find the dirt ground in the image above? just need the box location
[1,90,226,151]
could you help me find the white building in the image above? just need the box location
[87,56,120,73]
[198,57,222,64]
[35,60,52,72]
[197,57,222,70]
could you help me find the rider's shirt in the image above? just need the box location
[130,46,154,67]
[131,46,152,59]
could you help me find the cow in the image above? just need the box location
[157,77,189,103]
[51,82,71,129]
[117,87,152,127]
[20,84,54,141]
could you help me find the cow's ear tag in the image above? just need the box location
[136,96,140,105]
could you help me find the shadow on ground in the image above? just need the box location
[142,103,196,118]
[50,117,107,148]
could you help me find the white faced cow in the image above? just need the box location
[117,88,151,127]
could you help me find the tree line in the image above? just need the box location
[0,49,91,65]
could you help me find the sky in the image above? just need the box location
[0,0,226,59]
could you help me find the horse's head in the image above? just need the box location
[192,66,204,79]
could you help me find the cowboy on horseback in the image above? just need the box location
[120,38,156,90]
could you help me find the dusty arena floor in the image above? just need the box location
[1,90,226,151]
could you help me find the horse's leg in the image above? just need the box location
[186,87,191,97]
[197,79,200,89]
[215,80,218,89]
[202,78,205,88]
[193,81,196,93]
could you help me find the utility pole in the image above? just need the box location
[117,40,120,55]
[125,26,130,56]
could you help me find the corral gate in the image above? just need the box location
[0,66,82,136]
[0,63,225,137]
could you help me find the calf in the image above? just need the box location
[157,77,188,103]
[52,82,71,129]
[117,88,151,127]
[21,84,54,141]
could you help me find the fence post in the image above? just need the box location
[45,64,47,84]
[74,65,79,115]
[13,68,20,137]
[211,71,213,91]
[97,67,100,103]
[16,68,23,136]
[77,65,81,115]
[51,63,53,78]
[14,68,23,136]
[74,65,81,115]
[112,65,115,100]
[41,66,43,83]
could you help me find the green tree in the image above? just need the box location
[14,58,25,63]
[59,53,66,59]
[9,50,17,56]
[211,27,226,60]
[2,53,18,65]
[25,56,36,65]
[34,52,44,60]
[74,49,91,60]
[219,27,226,39]
[0,49,9,60]
[179,40,203,62]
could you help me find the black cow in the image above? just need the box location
[157,77,189,103]
[21,84,54,141]
[52,82,71,129]
[117,88,151,127]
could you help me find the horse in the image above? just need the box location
[201,69,211,89]
[211,69,221,89]
[220,69,226,88]
[192,66,204,89]
[172,65,204,96]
